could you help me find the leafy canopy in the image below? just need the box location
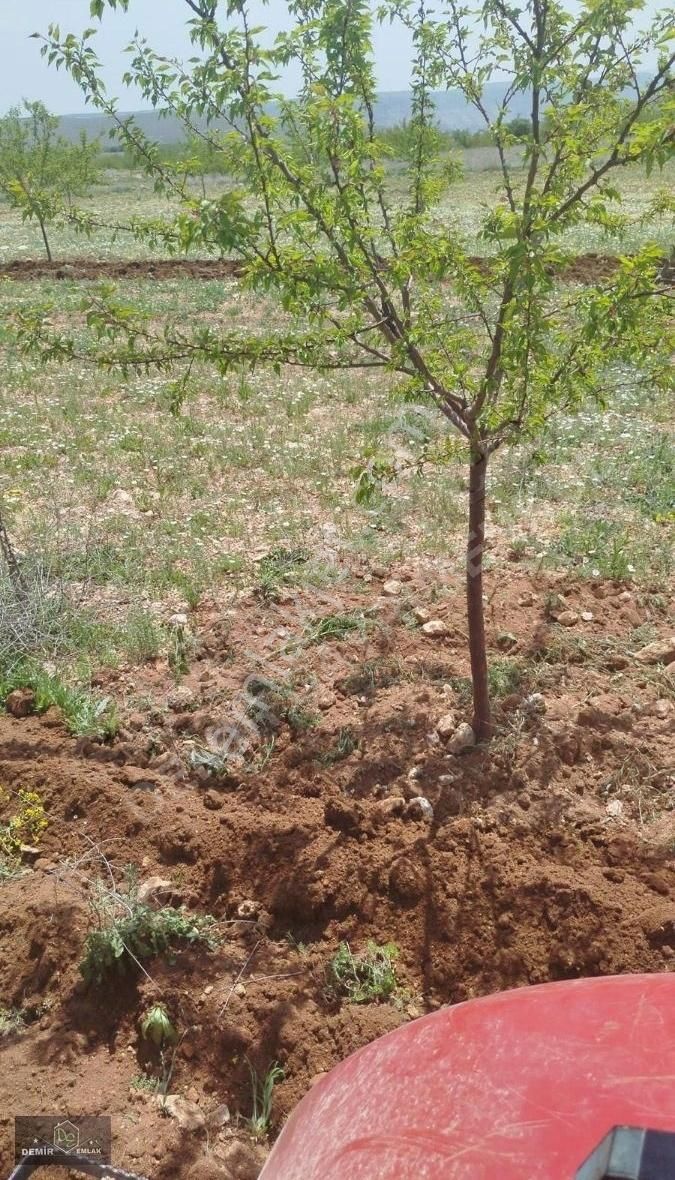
[23,0,674,459]
[0,101,99,244]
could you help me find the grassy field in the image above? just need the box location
[0,164,672,693]
[1,155,673,261]
[0,160,673,1178]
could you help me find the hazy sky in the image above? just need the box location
[0,0,416,112]
[0,0,663,114]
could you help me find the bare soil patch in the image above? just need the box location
[0,565,673,1178]
[0,252,633,284]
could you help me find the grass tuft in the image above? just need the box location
[327,941,399,1004]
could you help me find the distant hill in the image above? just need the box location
[56,83,533,144]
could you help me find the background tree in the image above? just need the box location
[25,0,673,737]
[0,100,99,261]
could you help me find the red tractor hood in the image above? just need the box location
[261,973,675,1180]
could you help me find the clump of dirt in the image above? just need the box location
[0,566,673,1178]
[0,257,245,282]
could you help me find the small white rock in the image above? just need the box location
[556,610,579,627]
[169,612,188,628]
[382,579,403,597]
[237,899,259,919]
[161,1095,206,1131]
[523,693,547,715]
[167,685,196,711]
[447,722,476,754]
[581,611,594,622]
[422,619,449,638]
[634,637,675,666]
[436,712,457,739]
[413,606,431,624]
[605,799,624,819]
[407,796,434,821]
[207,1103,231,1129]
[137,876,174,906]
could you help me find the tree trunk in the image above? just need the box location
[467,449,492,740]
[37,216,52,263]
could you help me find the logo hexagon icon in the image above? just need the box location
[53,1120,80,1152]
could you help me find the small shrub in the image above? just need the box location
[80,867,218,985]
[328,941,398,1004]
[0,786,48,876]
[283,703,319,734]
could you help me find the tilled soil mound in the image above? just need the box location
[0,568,673,1178]
[0,252,633,284]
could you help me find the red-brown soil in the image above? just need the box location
[0,252,635,284]
[0,565,673,1178]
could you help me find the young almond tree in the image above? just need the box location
[29,0,673,737]
[0,100,99,261]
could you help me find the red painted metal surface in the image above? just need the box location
[260,974,675,1180]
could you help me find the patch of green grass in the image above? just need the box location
[255,547,310,601]
[283,703,319,734]
[601,752,673,824]
[339,657,402,697]
[592,431,674,522]
[0,561,164,674]
[550,516,672,582]
[317,727,359,765]
[444,674,473,706]
[529,623,661,690]
[488,658,524,698]
[246,678,318,736]
[0,856,28,881]
[247,1061,285,1140]
[0,662,118,739]
[0,1007,25,1036]
[2,171,672,654]
[130,1074,162,1094]
[189,743,231,777]
[328,941,399,1004]
[303,611,371,645]
[80,866,219,984]
[121,608,164,664]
